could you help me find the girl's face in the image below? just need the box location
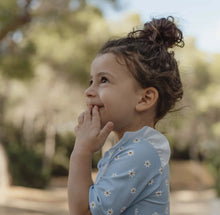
[85,53,142,134]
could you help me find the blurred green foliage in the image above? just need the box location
[52,132,76,176]
[2,122,49,188]
[0,0,119,188]
[7,143,50,188]
[0,0,219,195]
[206,149,220,197]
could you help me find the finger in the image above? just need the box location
[99,121,114,141]
[92,106,100,120]
[84,105,92,121]
[78,112,84,124]
[92,105,100,121]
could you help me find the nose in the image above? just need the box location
[84,84,96,98]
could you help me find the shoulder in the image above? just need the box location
[110,137,160,171]
[113,126,171,168]
[145,130,171,168]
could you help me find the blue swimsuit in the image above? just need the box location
[89,126,171,215]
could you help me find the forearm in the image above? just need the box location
[68,149,93,215]
[68,105,113,214]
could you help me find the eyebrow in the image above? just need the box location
[90,71,114,79]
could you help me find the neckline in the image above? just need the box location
[109,126,164,152]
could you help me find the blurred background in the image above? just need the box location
[0,0,219,214]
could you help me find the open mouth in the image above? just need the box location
[92,105,104,109]
[97,105,104,110]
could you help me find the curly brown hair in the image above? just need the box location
[98,16,184,124]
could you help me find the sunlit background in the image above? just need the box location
[0,0,219,214]
[97,0,220,53]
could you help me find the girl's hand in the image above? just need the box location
[74,105,114,154]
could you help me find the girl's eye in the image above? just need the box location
[101,77,108,83]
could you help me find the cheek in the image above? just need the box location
[99,90,114,107]
[100,89,132,113]
[99,94,119,120]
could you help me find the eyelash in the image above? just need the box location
[89,76,109,86]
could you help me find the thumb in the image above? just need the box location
[99,121,114,140]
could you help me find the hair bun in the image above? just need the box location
[140,16,184,49]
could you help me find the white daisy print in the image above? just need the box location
[148,179,154,186]
[133,138,140,143]
[120,207,126,212]
[104,190,111,197]
[90,201,96,209]
[152,212,159,215]
[159,167,163,174]
[144,160,151,168]
[129,169,135,177]
[112,173,117,177]
[155,190,162,197]
[165,207,169,214]
[128,150,134,156]
[165,179,169,186]
[107,209,113,215]
[131,187,136,194]
[119,147,123,151]
[115,155,119,160]
[135,208,139,214]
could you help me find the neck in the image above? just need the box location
[114,120,155,141]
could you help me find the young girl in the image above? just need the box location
[68,16,184,215]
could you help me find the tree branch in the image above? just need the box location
[0,0,32,41]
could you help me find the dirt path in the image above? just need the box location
[0,161,218,215]
[0,185,68,215]
[0,184,217,215]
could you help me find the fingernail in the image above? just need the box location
[108,122,114,129]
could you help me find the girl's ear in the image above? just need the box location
[135,87,159,112]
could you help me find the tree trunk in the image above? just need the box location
[43,123,56,171]
[0,143,10,189]
[0,79,10,189]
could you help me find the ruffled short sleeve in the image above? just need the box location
[89,137,166,215]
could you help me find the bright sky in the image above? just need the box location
[94,0,220,54]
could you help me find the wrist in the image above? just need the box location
[71,146,94,158]
[73,139,96,155]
